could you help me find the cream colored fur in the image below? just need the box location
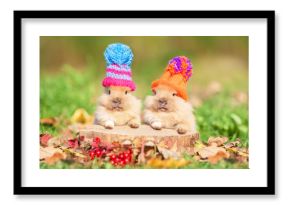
[94,86,141,129]
[142,85,195,134]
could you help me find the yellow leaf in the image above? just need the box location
[147,158,189,168]
[71,108,93,124]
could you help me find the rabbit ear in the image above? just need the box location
[104,43,134,66]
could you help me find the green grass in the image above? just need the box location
[196,93,248,146]
[40,160,248,169]
[40,64,248,169]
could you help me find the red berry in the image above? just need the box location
[115,157,121,163]
[110,154,116,160]
[95,149,102,157]
[92,137,101,148]
[124,153,130,158]
[89,150,95,160]
[119,160,126,166]
[111,158,119,166]
[119,153,125,159]
[93,137,101,143]
[124,158,130,164]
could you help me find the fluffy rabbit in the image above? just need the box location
[95,86,141,129]
[143,85,195,134]
[143,56,196,134]
[94,43,141,129]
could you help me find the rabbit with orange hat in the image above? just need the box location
[142,56,196,134]
[94,43,141,129]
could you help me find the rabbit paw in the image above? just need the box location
[151,121,162,130]
[128,119,140,128]
[104,120,114,129]
[177,125,188,134]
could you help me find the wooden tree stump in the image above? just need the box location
[77,124,199,159]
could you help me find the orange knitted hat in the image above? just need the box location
[151,56,193,101]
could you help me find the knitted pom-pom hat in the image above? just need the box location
[151,56,193,101]
[102,43,136,91]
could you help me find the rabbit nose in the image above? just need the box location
[158,98,167,106]
[112,97,121,104]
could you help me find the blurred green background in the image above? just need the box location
[40,36,248,145]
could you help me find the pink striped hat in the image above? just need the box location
[102,43,136,91]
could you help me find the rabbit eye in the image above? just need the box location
[125,91,128,95]
[108,90,111,95]
[173,93,177,96]
[152,90,156,95]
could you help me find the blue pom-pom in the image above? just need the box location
[104,43,133,66]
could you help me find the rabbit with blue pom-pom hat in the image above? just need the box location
[95,43,141,129]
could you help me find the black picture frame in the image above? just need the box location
[14,10,275,195]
